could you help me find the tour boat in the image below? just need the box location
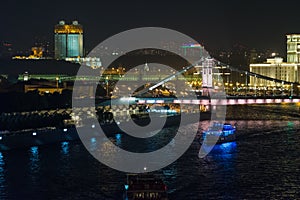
[123,174,168,200]
[201,122,236,144]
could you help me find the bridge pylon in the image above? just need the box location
[202,58,215,97]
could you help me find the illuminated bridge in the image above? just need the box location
[69,52,300,99]
[11,42,300,99]
[129,57,300,98]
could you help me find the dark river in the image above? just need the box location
[0,104,300,199]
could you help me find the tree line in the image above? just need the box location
[0,89,72,112]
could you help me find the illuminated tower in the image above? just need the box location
[54,20,83,60]
[286,34,300,63]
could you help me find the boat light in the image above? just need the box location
[116,134,121,140]
[124,184,129,190]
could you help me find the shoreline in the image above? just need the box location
[1,103,300,151]
[0,112,212,151]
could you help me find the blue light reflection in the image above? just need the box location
[90,137,97,151]
[115,133,122,145]
[214,141,237,155]
[0,152,4,174]
[61,141,69,155]
[29,146,40,173]
[0,152,5,196]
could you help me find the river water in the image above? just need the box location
[0,104,299,199]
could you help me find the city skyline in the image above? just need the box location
[0,1,300,199]
[1,0,300,56]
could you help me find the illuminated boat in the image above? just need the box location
[201,122,236,144]
[123,174,168,200]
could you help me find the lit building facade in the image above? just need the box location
[287,34,300,63]
[54,20,83,60]
[65,57,102,69]
[250,57,299,86]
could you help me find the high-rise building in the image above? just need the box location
[54,20,83,60]
[286,34,300,63]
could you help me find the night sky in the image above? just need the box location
[2,0,300,56]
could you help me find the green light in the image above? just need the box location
[287,121,294,127]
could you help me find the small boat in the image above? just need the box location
[201,122,236,144]
[123,173,168,200]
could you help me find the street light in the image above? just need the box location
[229,83,233,94]
[55,77,59,92]
[254,75,257,96]
[241,83,245,96]
[225,82,229,94]
[105,76,109,97]
[245,72,248,94]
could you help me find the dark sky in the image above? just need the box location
[1,0,300,56]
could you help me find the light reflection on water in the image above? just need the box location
[29,146,39,173]
[90,137,97,152]
[115,133,122,146]
[0,104,299,199]
[216,141,237,153]
[61,141,69,155]
[0,152,6,198]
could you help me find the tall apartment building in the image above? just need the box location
[287,34,300,63]
[54,20,83,60]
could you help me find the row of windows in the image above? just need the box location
[54,34,83,59]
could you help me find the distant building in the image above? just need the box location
[33,37,52,58]
[24,84,64,95]
[54,20,83,60]
[65,57,102,69]
[13,47,44,60]
[31,47,43,58]
[181,43,205,58]
[287,34,300,63]
[250,57,299,86]
[249,49,280,64]
[249,49,258,64]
